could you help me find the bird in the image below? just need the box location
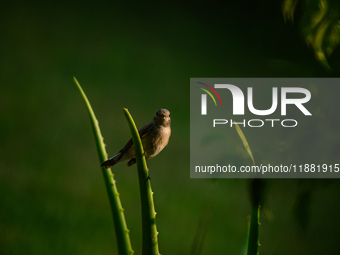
[100,108,171,169]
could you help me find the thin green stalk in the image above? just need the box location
[123,108,160,255]
[74,77,133,255]
[246,205,260,255]
[233,122,260,255]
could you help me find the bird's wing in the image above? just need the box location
[116,122,153,161]
[138,122,154,139]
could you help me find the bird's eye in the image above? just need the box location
[169,114,170,117]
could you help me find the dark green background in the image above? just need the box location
[1,0,340,254]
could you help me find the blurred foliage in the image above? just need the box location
[283,0,340,70]
[190,201,214,255]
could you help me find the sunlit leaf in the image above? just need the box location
[233,122,255,166]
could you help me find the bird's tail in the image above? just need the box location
[100,153,120,169]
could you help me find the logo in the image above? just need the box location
[196,82,222,115]
[197,82,312,128]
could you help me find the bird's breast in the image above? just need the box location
[142,126,171,159]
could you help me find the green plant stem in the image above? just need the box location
[247,205,260,255]
[123,108,160,255]
[74,77,133,255]
[233,122,260,255]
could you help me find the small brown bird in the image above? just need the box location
[100,108,171,169]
